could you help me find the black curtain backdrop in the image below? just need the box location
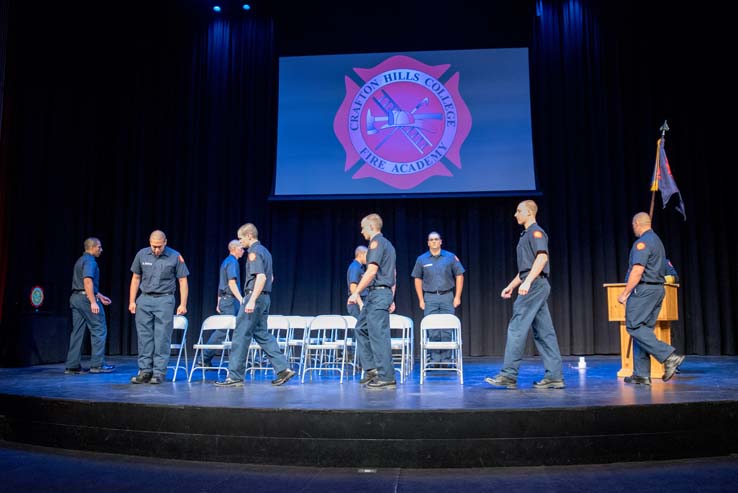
[0,0,735,365]
[0,0,9,323]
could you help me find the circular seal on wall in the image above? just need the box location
[30,286,45,309]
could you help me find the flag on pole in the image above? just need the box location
[650,137,686,220]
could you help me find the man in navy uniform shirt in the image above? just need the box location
[65,237,115,374]
[215,223,295,387]
[129,230,189,384]
[411,231,465,363]
[202,239,244,367]
[348,213,397,389]
[485,200,564,389]
[617,212,685,385]
[346,245,368,319]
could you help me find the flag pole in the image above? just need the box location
[649,120,669,219]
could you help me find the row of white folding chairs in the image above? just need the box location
[172,312,455,384]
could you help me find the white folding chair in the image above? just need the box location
[189,314,236,382]
[390,313,413,383]
[420,314,463,384]
[342,315,358,375]
[168,315,188,382]
[301,315,349,383]
[286,315,308,372]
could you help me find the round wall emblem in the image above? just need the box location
[30,286,45,308]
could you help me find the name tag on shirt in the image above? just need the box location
[423,263,433,268]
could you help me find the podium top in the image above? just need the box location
[602,283,679,288]
[603,283,679,321]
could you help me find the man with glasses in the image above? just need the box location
[411,231,465,364]
[129,230,189,384]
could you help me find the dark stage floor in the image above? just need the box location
[3,441,738,493]
[1,355,736,410]
[1,356,737,468]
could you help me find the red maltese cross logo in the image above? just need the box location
[334,56,472,190]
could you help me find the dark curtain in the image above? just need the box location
[0,0,9,323]
[1,0,736,366]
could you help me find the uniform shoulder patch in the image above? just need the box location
[248,252,257,261]
[636,242,646,251]
[533,231,543,239]
[178,255,185,263]
[370,240,378,249]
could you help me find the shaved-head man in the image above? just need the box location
[485,200,564,390]
[129,230,189,384]
[617,212,684,385]
[201,239,245,368]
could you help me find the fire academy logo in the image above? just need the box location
[334,56,472,190]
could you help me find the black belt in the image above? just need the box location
[424,289,453,295]
[244,290,270,295]
[368,285,390,290]
[639,282,663,285]
[144,292,174,297]
[71,290,86,294]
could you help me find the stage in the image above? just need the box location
[1,356,737,468]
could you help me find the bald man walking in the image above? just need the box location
[617,212,685,385]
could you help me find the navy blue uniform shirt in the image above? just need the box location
[626,229,665,284]
[347,259,368,297]
[244,241,273,293]
[517,223,550,281]
[366,233,396,288]
[71,253,100,294]
[411,250,465,292]
[218,255,241,296]
[130,246,189,294]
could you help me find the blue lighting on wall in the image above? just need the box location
[213,5,221,12]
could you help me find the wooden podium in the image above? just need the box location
[603,283,679,378]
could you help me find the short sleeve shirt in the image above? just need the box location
[627,229,665,284]
[71,253,100,294]
[346,259,368,297]
[517,223,550,280]
[366,233,396,287]
[411,250,465,292]
[218,255,241,296]
[244,241,273,293]
[130,246,189,294]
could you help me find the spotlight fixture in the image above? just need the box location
[213,5,222,12]
[242,4,251,10]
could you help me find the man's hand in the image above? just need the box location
[389,302,396,314]
[418,299,425,310]
[176,304,187,315]
[128,302,136,314]
[617,291,629,304]
[348,293,358,305]
[97,294,112,306]
[501,286,514,299]
[90,301,100,314]
[245,299,256,313]
[453,296,461,308]
[518,280,532,296]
